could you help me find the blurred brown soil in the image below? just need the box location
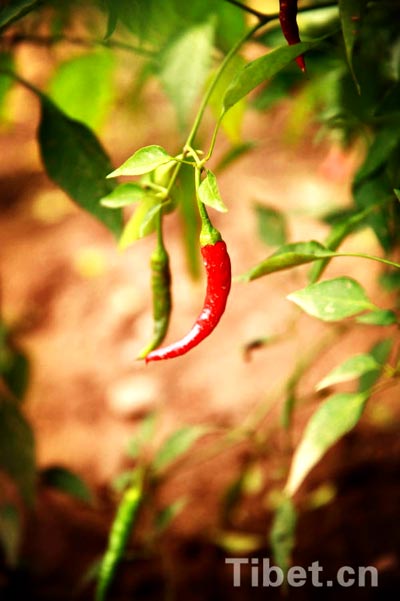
[0,72,399,600]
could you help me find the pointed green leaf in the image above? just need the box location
[358,338,392,392]
[153,426,208,472]
[41,466,93,504]
[240,241,334,282]
[198,170,228,213]
[0,398,35,505]
[48,52,115,130]
[0,504,20,566]
[254,204,287,247]
[270,497,297,577]
[287,277,375,321]
[223,40,318,113]
[285,392,369,495]
[354,128,400,185]
[158,19,215,128]
[126,412,158,459]
[119,195,162,249]
[38,96,123,238]
[0,0,38,30]
[154,498,186,534]
[316,353,380,391]
[100,183,144,208]
[338,0,365,90]
[108,145,173,178]
[356,309,397,326]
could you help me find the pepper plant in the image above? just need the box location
[1,0,400,598]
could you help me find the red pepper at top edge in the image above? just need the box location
[279,0,306,72]
[145,240,231,362]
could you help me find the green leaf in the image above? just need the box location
[285,392,369,495]
[356,309,397,326]
[158,19,215,128]
[316,353,380,391]
[208,55,247,144]
[198,170,228,213]
[119,195,162,249]
[0,398,35,505]
[0,52,14,119]
[223,40,318,113]
[254,204,287,247]
[358,338,392,392]
[338,0,365,90]
[270,497,297,577]
[394,189,400,202]
[153,425,208,472]
[175,164,201,279]
[0,504,20,566]
[38,97,123,238]
[2,348,29,402]
[379,270,400,292]
[287,277,375,322]
[0,0,38,30]
[354,127,400,185]
[240,241,334,282]
[107,145,173,178]
[126,412,158,459]
[214,141,255,174]
[100,183,144,208]
[48,52,116,130]
[40,466,93,504]
[154,498,186,533]
[309,207,371,283]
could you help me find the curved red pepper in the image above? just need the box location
[145,240,231,362]
[279,0,305,72]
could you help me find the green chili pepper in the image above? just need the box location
[137,221,172,359]
[96,468,144,601]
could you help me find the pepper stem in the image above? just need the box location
[195,168,221,246]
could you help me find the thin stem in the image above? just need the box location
[185,20,264,149]
[6,33,156,57]
[335,252,400,270]
[224,0,266,20]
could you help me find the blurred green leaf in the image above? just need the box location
[158,19,215,128]
[358,338,392,392]
[379,270,400,292]
[154,498,186,533]
[0,52,14,118]
[287,277,375,321]
[270,496,297,577]
[356,309,397,325]
[223,41,318,113]
[119,195,162,249]
[354,127,400,185]
[240,241,333,282]
[0,504,20,566]
[316,353,380,391]
[254,204,287,247]
[0,398,35,505]
[0,0,38,30]
[100,183,144,208]
[214,141,255,174]
[48,52,116,130]
[2,349,29,402]
[198,170,228,213]
[41,466,93,504]
[38,96,123,238]
[108,145,173,178]
[215,531,262,554]
[126,412,158,459]
[175,164,201,279]
[338,0,365,90]
[153,425,208,472]
[285,392,369,495]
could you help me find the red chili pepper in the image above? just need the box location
[145,239,231,362]
[279,0,306,72]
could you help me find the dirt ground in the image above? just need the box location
[1,69,399,600]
